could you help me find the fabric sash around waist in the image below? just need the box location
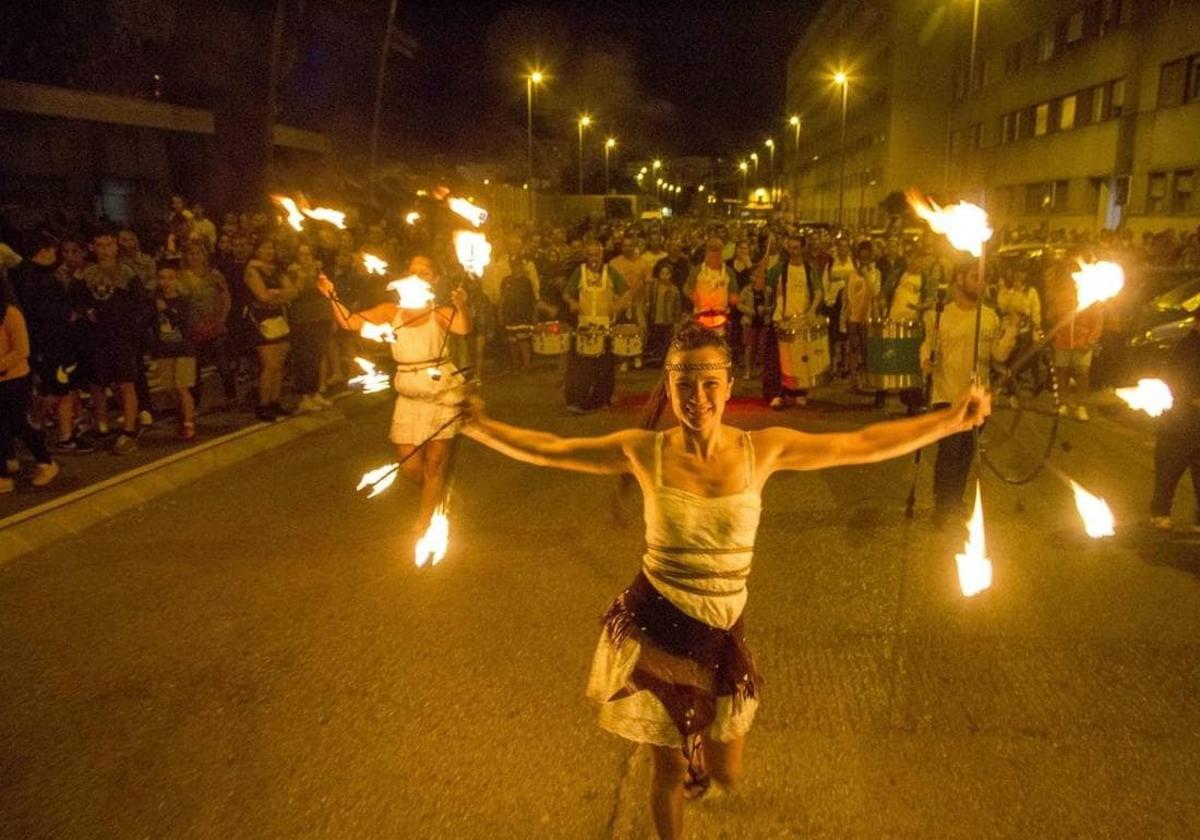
[601,571,757,740]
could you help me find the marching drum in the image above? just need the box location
[532,321,571,355]
[777,317,831,389]
[504,324,533,341]
[610,324,644,358]
[575,324,609,357]
[863,319,923,390]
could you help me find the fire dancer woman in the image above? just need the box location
[318,263,470,535]
[461,324,989,840]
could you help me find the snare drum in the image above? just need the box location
[504,324,533,342]
[777,317,831,389]
[610,324,644,358]
[863,319,923,390]
[575,324,609,357]
[532,321,571,355]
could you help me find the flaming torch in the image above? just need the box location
[359,321,397,344]
[356,462,399,499]
[1115,378,1174,417]
[1069,480,1116,539]
[361,253,389,276]
[387,275,437,310]
[1072,260,1125,311]
[405,211,421,226]
[301,206,346,229]
[272,195,306,232]
[906,190,992,258]
[348,357,390,394]
[448,197,488,228]
[414,505,451,567]
[956,481,993,598]
[454,230,492,278]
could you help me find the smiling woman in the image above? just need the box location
[461,323,988,839]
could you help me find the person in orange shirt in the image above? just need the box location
[1044,258,1104,422]
[0,289,59,490]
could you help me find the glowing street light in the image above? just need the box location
[765,138,776,198]
[750,151,759,185]
[577,114,592,194]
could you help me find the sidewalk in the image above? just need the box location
[0,383,386,564]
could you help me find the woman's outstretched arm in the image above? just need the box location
[755,385,991,474]
[462,396,648,475]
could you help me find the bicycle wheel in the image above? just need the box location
[980,344,1062,485]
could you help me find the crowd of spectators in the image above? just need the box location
[1,188,1197,493]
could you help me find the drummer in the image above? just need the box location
[685,237,739,333]
[499,253,537,375]
[609,235,649,372]
[763,232,823,409]
[563,241,629,414]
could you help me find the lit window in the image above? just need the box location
[1188,57,1200,102]
[1035,102,1051,136]
[1059,94,1077,130]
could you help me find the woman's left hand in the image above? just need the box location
[948,383,991,432]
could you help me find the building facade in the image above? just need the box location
[783,0,955,228]
[947,0,1200,235]
[786,0,1200,234]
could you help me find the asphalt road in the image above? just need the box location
[1,368,1198,839]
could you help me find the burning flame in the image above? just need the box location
[1070,480,1116,539]
[356,462,398,499]
[956,481,993,598]
[1071,260,1125,311]
[405,211,421,225]
[415,505,450,567]
[362,253,389,275]
[301,206,346,229]
[1115,378,1174,417]
[448,197,488,228]
[362,253,389,276]
[359,320,397,343]
[906,189,992,258]
[272,195,305,232]
[454,230,492,277]
[387,275,436,310]
[348,356,390,394]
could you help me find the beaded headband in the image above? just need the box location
[663,361,732,372]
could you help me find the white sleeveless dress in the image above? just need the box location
[388,310,460,445]
[586,430,763,747]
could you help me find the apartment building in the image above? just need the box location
[947,0,1200,234]
[783,0,956,227]
[787,0,1200,233]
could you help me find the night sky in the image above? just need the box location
[387,0,819,162]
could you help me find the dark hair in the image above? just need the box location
[666,321,731,363]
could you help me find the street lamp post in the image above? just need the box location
[738,161,748,202]
[765,138,775,200]
[750,152,759,186]
[604,137,616,194]
[526,70,543,221]
[577,115,591,194]
[835,71,849,228]
[789,115,801,208]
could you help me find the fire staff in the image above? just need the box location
[462,324,988,840]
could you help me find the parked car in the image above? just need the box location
[1095,271,1200,386]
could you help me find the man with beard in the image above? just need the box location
[920,262,1016,527]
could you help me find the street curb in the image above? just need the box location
[0,408,349,567]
